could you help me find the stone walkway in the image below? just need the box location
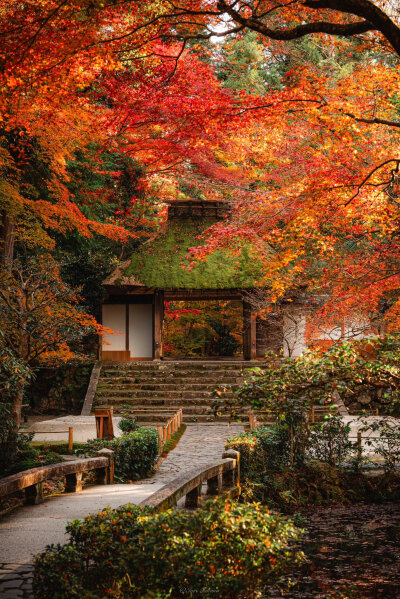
[0,423,243,598]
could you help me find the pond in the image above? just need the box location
[271,503,400,598]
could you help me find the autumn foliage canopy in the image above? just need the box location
[2,0,400,344]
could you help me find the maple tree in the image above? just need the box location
[164,300,243,357]
[0,256,105,425]
[1,0,400,364]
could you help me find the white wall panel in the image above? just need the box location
[283,309,306,357]
[129,304,153,358]
[102,304,126,350]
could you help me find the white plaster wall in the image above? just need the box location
[283,309,306,357]
[129,304,153,358]
[312,318,370,342]
[102,304,126,350]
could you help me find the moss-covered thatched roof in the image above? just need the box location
[107,218,265,290]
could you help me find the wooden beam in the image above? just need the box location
[243,300,257,360]
[154,290,164,360]
[125,303,129,351]
[164,288,243,301]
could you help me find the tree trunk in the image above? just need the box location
[1,212,15,267]
[12,387,24,429]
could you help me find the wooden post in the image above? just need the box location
[376,407,379,416]
[357,431,362,459]
[68,427,73,452]
[157,426,163,451]
[311,406,315,424]
[95,407,114,440]
[243,300,257,361]
[154,290,164,360]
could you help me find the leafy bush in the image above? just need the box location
[0,401,63,477]
[307,415,353,466]
[227,422,400,509]
[218,336,400,432]
[33,499,304,599]
[0,345,33,476]
[227,425,290,478]
[118,414,141,434]
[359,417,400,472]
[86,427,159,481]
[6,447,63,476]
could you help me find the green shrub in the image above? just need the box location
[307,415,353,466]
[118,414,141,434]
[32,441,89,455]
[359,417,400,472]
[6,449,62,476]
[227,425,290,478]
[33,499,304,599]
[0,349,33,476]
[0,398,64,476]
[227,424,400,509]
[86,428,159,481]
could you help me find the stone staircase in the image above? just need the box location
[93,360,263,425]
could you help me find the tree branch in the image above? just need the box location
[217,0,374,40]
[216,0,400,56]
[343,111,400,129]
[344,158,399,205]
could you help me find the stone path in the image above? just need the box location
[149,422,243,481]
[0,423,242,598]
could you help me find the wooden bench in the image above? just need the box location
[0,449,114,505]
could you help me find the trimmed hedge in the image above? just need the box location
[33,499,303,599]
[86,428,159,482]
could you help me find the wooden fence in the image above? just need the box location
[32,427,74,450]
[156,408,183,451]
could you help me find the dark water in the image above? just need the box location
[272,503,400,598]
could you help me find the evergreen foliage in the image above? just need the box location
[33,499,303,598]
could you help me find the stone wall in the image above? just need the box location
[26,363,95,415]
[341,386,393,414]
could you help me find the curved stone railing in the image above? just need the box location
[139,449,240,513]
[0,448,114,506]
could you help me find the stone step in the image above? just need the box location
[94,397,226,407]
[97,381,240,391]
[95,397,221,407]
[118,413,243,423]
[102,360,262,370]
[96,390,231,400]
[101,370,248,380]
[113,405,241,416]
[95,360,260,425]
